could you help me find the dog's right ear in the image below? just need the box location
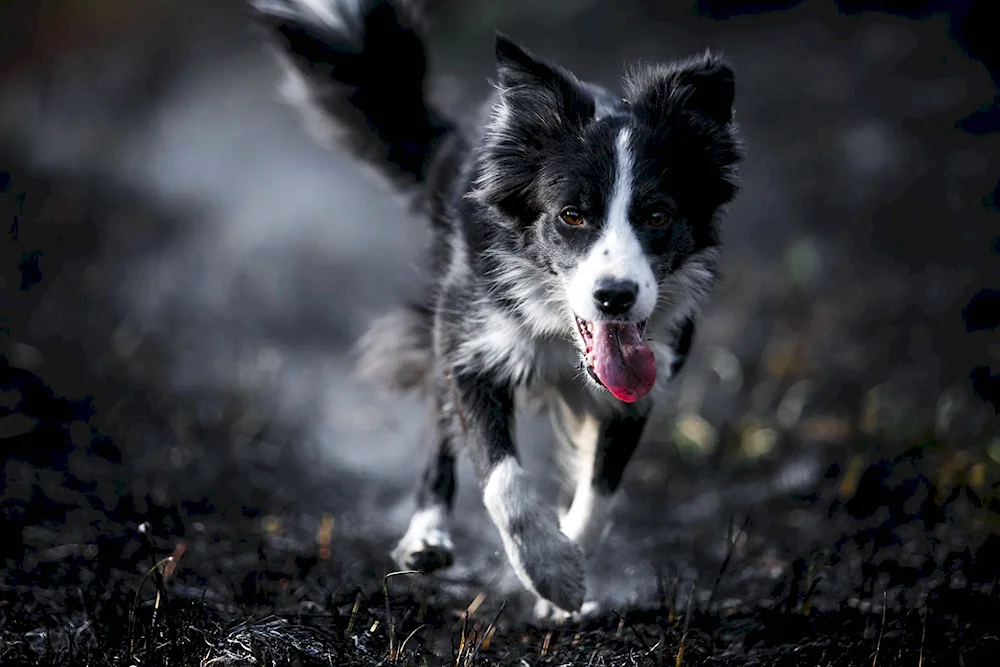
[474,35,594,220]
[491,34,593,125]
[494,34,561,91]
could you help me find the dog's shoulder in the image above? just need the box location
[441,295,568,387]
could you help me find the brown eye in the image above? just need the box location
[560,207,584,226]
[648,211,669,228]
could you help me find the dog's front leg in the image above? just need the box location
[563,412,647,555]
[444,369,586,613]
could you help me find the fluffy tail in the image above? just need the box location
[252,0,445,393]
[250,0,454,187]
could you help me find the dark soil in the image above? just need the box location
[2,345,999,665]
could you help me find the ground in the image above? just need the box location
[1,1,999,665]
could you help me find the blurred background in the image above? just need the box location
[1,0,999,657]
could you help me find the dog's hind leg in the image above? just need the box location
[391,395,456,573]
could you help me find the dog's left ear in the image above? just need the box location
[625,51,735,127]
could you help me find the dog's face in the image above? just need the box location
[474,36,743,403]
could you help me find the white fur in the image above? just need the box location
[656,247,720,323]
[567,128,657,323]
[298,0,350,28]
[483,458,586,612]
[443,230,569,387]
[472,92,515,198]
[550,397,612,555]
[560,486,612,554]
[650,340,680,377]
[450,300,584,389]
[391,505,454,570]
[451,308,537,384]
[534,598,601,623]
[481,249,571,338]
[255,0,354,29]
[550,393,597,486]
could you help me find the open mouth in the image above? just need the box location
[574,315,657,403]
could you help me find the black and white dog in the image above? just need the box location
[251,0,744,615]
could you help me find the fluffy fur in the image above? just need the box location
[251,0,744,615]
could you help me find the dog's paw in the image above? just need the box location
[392,533,453,573]
[484,460,587,613]
[533,598,601,624]
[391,507,454,573]
[512,526,587,613]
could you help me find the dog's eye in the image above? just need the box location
[648,211,669,228]
[560,207,584,226]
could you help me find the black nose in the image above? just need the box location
[593,279,638,316]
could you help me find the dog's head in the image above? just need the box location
[472,35,744,403]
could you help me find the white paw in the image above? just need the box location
[533,598,601,624]
[391,506,454,573]
[484,461,587,613]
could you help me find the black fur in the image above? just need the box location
[251,0,452,186]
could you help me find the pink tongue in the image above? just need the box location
[591,321,657,403]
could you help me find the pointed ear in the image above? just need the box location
[676,53,735,126]
[473,35,594,220]
[494,33,560,90]
[491,33,594,128]
[625,51,735,127]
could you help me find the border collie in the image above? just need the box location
[251,0,744,616]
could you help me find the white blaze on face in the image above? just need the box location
[567,127,657,322]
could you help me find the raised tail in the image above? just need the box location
[250,0,454,188]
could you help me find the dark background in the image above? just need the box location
[2,0,999,664]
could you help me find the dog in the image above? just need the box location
[250,0,744,616]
